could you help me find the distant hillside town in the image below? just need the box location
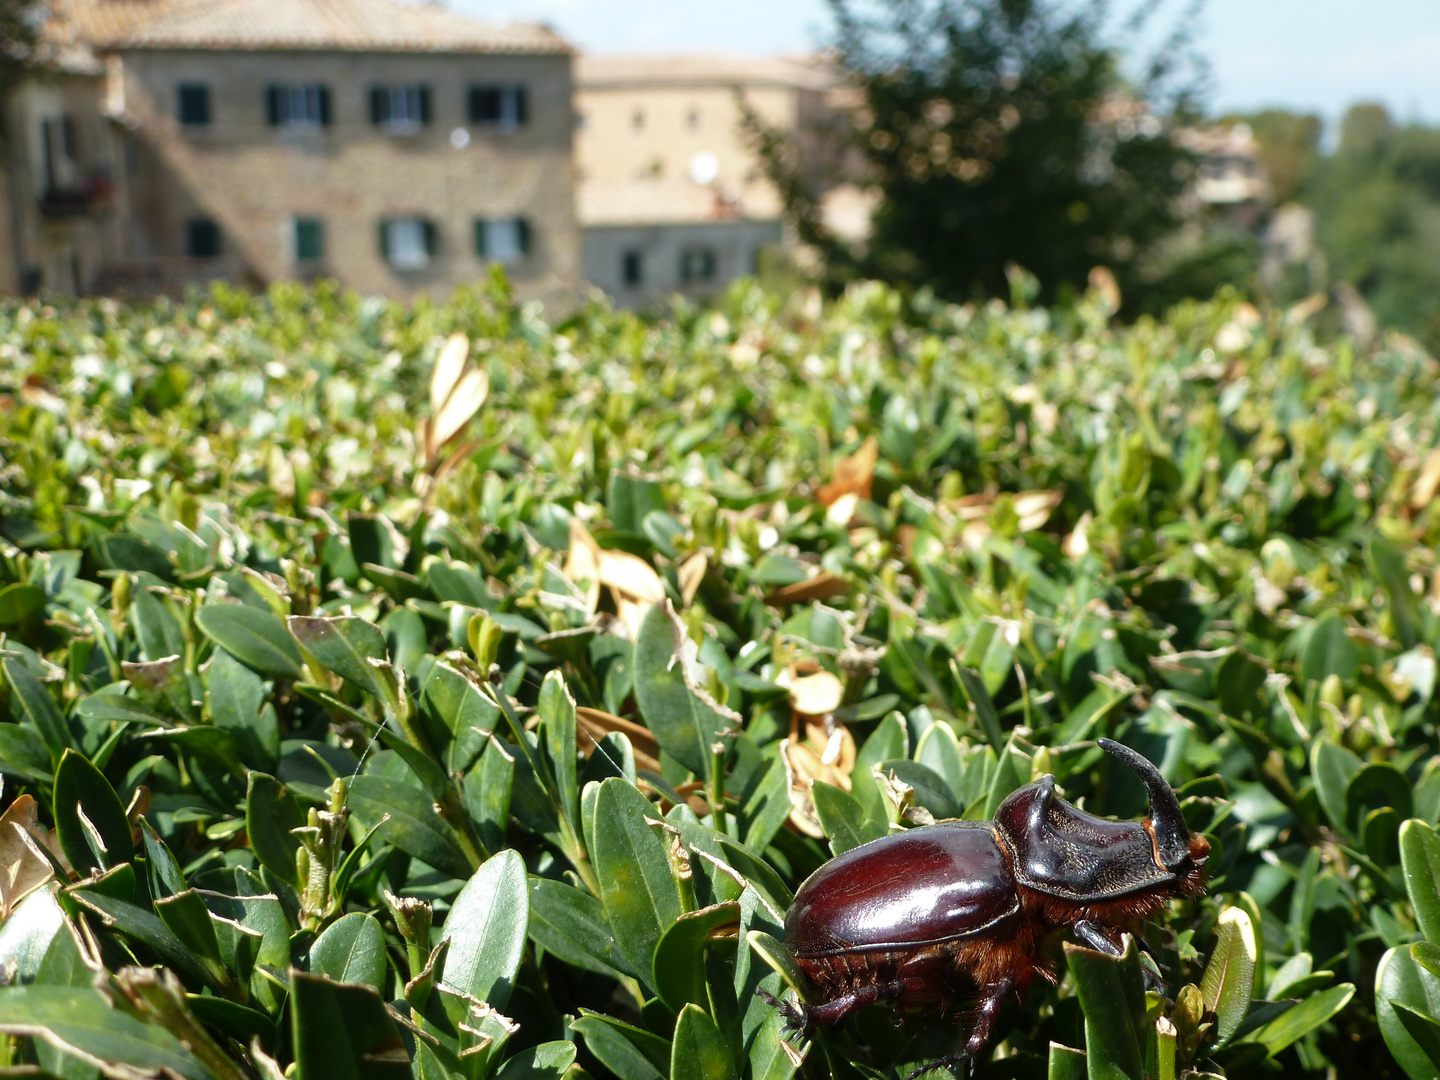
[0,0,1269,308]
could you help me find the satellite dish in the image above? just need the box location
[689,151,719,186]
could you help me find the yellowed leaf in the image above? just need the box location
[788,671,844,717]
[1413,449,1440,509]
[563,518,603,613]
[677,553,707,605]
[817,436,878,507]
[0,795,54,918]
[432,367,489,453]
[826,492,861,528]
[430,332,470,415]
[1088,265,1121,316]
[1013,489,1063,532]
[780,738,849,837]
[804,717,856,778]
[597,550,666,605]
[575,706,662,773]
[765,572,848,607]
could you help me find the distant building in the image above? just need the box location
[1176,122,1270,229]
[574,53,854,308]
[2,0,580,303]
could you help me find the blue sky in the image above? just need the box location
[452,0,1440,124]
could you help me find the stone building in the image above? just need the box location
[2,0,580,303]
[574,53,854,308]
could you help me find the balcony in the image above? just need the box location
[38,177,113,218]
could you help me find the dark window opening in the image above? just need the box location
[686,107,699,130]
[680,246,716,283]
[380,218,437,270]
[178,83,211,126]
[187,218,221,258]
[266,84,331,127]
[369,84,432,129]
[622,249,643,286]
[631,107,644,130]
[475,217,532,263]
[294,218,324,261]
[468,85,527,127]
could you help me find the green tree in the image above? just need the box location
[0,0,46,153]
[1309,103,1440,352]
[754,0,1207,306]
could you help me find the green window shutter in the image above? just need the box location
[422,220,437,257]
[318,85,332,126]
[378,220,390,261]
[370,87,387,125]
[295,218,323,261]
[418,86,432,124]
[265,85,281,126]
[474,219,487,258]
[516,218,531,255]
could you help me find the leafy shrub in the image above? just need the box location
[0,276,1437,1079]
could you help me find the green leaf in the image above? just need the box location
[1377,944,1440,1080]
[590,778,680,984]
[494,1043,577,1080]
[439,849,529,1009]
[4,655,71,764]
[671,1004,738,1080]
[1200,907,1257,1048]
[875,759,961,820]
[1311,740,1362,838]
[131,586,184,663]
[197,603,303,680]
[52,748,133,875]
[527,875,635,980]
[745,931,809,1000]
[291,970,410,1080]
[0,985,214,1080]
[634,602,735,778]
[209,648,277,769]
[69,890,216,990]
[348,774,472,880]
[0,583,46,626]
[1064,937,1145,1080]
[245,773,306,887]
[652,902,740,1013]
[1401,819,1440,944]
[1047,1043,1087,1080]
[466,736,514,855]
[954,665,1005,751]
[1302,614,1360,684]
[539,670,581,835]
[287,615,388,696]
[1370,535,1422,649]
[1413,942,1440,980]
[138,818,185,900]
[810,781,885,856]
[0,889,66,988]
[572,1013,666,1080]
[747,1002,805,1080]
[310,912,387,993]
[851,712,906,821]
[421,661,499,774]
[153,890,228,985]
[1394,1002,1440,1073]
[1249,983,1355,1056]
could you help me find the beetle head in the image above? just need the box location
[993,740,1206,902]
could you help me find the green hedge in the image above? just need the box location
[0,275,1437,1080]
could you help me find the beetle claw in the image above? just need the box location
[900,1053,969,1080]
[757,987,811,1035]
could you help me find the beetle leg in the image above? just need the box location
[901,974,1018,1080]
[1073,921,1165,991]
[758,980,907,1036]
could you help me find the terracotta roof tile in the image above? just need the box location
[47,0,568,55]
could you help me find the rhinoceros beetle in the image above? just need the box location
[761,738,1208,1076]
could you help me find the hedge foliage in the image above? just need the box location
[1,275,1439,1080]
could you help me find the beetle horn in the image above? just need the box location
[1097,738,1191,869]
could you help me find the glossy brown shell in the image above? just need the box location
[993,776,1177,901]
[785,822,1020,958]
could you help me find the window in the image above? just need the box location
[680,246,716,283]
[631,107,644,131]
[475,217,531,265]
[266,84,331,128]
[468,85,527,128]
[294,218,324,262]
[380,218,436,270]
[686,107,699,130]
[621,250,643,287]
[370,85,431,131]
[178,83,211,126]
[187,218,221,258]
